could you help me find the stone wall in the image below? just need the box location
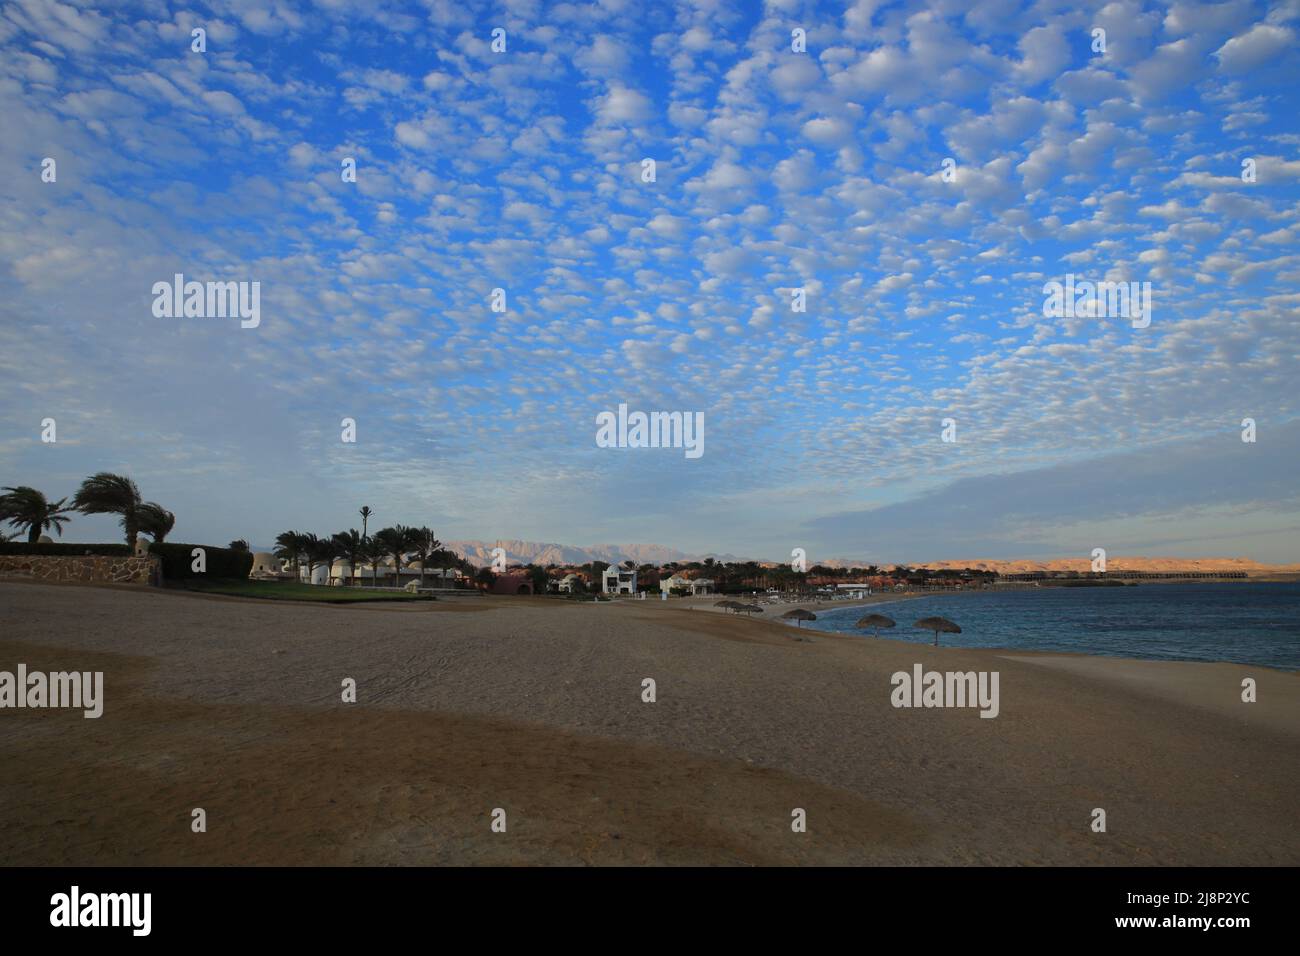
[0,553,162,586]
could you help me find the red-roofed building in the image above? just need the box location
[488,573,534,595]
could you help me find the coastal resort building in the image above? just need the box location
[290,557,466,589]
[329,559,355,585]
[834,582,872,598]
[603,566,637,594]
[489,572,534,595]
[659,573,715,596]
[557,572,585,593]
[249,552,293,580]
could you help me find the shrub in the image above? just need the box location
[149,542,254,580]
[0,541,133,557]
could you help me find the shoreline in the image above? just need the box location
[676,588,969,626]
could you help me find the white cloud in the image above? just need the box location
[1214,24,1294,72]
[597,84,652,124]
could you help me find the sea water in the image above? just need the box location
[805,582,1300,670]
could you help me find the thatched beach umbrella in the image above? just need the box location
[856,612,896,639]
[781,608,818,627]
[740,604,764,615]
[914,616,962,647]
[717,600,744,614]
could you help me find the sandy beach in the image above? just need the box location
[1,581,1296,866]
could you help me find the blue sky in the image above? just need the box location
[1,0,1298,563]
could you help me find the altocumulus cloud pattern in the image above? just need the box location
[1,0,1297,561]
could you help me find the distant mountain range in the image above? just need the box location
[441,540,1300,575]
[444,540,750,568]
[910,556,1300,575]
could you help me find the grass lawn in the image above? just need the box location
[178,579,436,603]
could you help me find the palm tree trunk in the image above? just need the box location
[27,525,40,544]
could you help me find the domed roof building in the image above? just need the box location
[249,552,291,580]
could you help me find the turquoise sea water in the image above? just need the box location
[803,583,1300,670]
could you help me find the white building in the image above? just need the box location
[329,559,354,586]
[660,574,715,596]
[336,559,465,589]
[834,582,872,598]
[249,552,293,580]
[603,566,637,594]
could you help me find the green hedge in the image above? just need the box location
[0,542,133,557]
[149,542,254,580]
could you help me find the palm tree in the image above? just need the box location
[137,502,176,543]
[72,473,144,546]
[431,546,458,588]
[303,533,338,585]
[0,486,74,544]
[359,506,373,539]
[298,533,320,580]
[332,529,366,586]
[526,564,549,594]
[361,534,386,588]
[374,526,413,587]
[274,531,307,579]
[408,526,442,587]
